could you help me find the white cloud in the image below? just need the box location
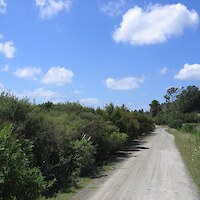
[30,88,58,100]
[73,90,82,95]
[0,82,4,92]
[0,0,6,13]
[36,0,72,18]
[1,64,9,72]
[42,67,73,86]
[14,67,42,80]
[160,67,168,75]
[101,0,125,17]
[105,76,144,90]
[175,63,200,80]
[17,88,58,102]
[14,88,59,103]
[0,41,16,58]
[79,98,100,107]
[113,3,199,45]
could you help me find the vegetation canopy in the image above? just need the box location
[0,92,154,199]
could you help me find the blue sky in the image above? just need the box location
[0,0,200,110]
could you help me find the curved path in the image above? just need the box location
[88,127,199,200]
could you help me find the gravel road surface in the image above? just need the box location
[87,127,199,200]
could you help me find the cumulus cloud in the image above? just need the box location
[101,0,125,17]
[36,0,72,18]
[105,76,144,90]
[14,67,42,80]
[0,41,16,58]
[0,0,6,13]
[79,98,100,107]
[160,67,168,75]
[42,67,73,86]
[113,3,199,45]
[175,63,200,80]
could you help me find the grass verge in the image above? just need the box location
[40,178,91,200]
[168,128,200,192]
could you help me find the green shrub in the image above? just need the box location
[0,92,30,124]
[168,119,183,129]
[70,138,96,176]
[0,93,156,197]
[181,123,195,132]
[109,132,128,153]
[0,126,47,200]
[153,111,200,129]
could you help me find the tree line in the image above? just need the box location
[0,93,154,199]
[149,85,200,128]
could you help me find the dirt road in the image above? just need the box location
[88,127,199,200]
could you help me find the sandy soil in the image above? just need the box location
[73,127,199,200]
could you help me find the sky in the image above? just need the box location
[0,0,200,110]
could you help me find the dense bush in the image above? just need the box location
[152,85,200,129]
[180,123,196,133]
[175,86,200,113]
[154,112,200,127]
[168,119,183,129]
[0,93,30,124]
[0,126,47,200]
[109,131,128,153]
[180,123,200,138]
[0,92,155,198]
[69,138,96,176]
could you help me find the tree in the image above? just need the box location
[40,101,53,111]
[149,100,161,117]
[175,86,200,113]
[164,87,182,104]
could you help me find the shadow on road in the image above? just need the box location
[112,136,152,163]
[90,133,156,179]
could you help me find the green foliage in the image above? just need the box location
[164,87,181,104]
[154,111,200,127]
[109,132,128,152]
[135,113,155,134]
[69,138,96,175]
[149,100,161,117]
[0,92,31,124]
[0,92,155,197]
[104,103,154,139]
[153,85,200,129]
[176,86,200,113]
[180,123,196,133]
[0,126,47,200]
[180,123,200,137]
[168,119,183,129]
